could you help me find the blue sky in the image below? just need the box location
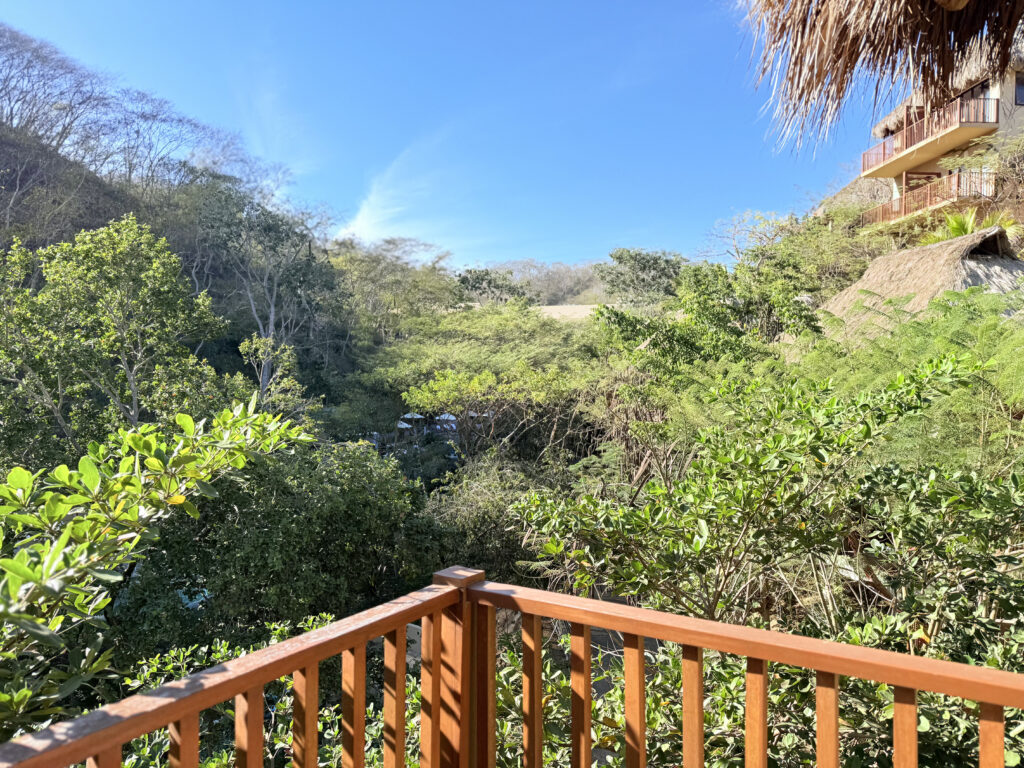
[6,1,884,266]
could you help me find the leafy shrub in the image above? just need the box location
[111,441,443,657]
[0,399,307,738]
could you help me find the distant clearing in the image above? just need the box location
[538,304,597,321]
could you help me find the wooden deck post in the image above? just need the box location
[433,566,487,768]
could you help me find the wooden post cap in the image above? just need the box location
[432,566,486,588]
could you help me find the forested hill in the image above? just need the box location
[6,19,1024,766]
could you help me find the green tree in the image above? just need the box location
[0,216,226,466]
[594,248,685,305]
[330,238,463,351]
[403,362,600,460]
[0,399,307,738]
[799,288,1024,472]
[521,357,968,623]
[331,301,599,439]
[110,441,441,657]
[457,267,532,304]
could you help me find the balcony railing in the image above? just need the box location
[861,170,996,226]
[1,566,1022,768]
[861,97,999,174]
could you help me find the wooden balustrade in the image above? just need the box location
[861,97,999,174]
[3,567,1024,768]
[861,170,996,226]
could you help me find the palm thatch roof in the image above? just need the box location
[746,0,1024,142]
[870,36,1024,138]
[821,226,1024,333]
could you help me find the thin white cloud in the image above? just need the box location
[337,140,434,242]
[336,129,494,262]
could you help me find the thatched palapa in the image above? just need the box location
[821,226,1024,333]
[870,36,1024,138]
[746,0,1024,141]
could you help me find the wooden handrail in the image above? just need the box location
[467,580,1024,708]
[861,170,996,226]
[861,96,999,174]
[3,568,1023,768]
[0,583,459,768]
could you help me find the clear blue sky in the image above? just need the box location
[5,1,883,266]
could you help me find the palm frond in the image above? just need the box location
[746,0,1024,143]
[917,207,1020,245]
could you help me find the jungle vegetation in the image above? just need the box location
[2,21,1024,768]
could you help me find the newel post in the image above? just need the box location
[432,566,489,768]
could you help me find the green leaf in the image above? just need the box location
[12,617,63,648]
[175,413,195,436]
[6,467,33,491]
[0,558,37,583]
[194,479,219,499]
[77,457,100,492]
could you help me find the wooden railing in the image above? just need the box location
[861,170,996,226]
[2,566,1023,768]
[861,97,999,174]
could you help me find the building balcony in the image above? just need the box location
[1,566,1021,768]
[861,170,995,226]
[861,97,999,178]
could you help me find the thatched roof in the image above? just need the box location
[870,36,1024,138]
[821,226,1024,331]
[746,0,1024,142]
[871,95,924,139]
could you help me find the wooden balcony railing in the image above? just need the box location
[861,97,999,174]
[861,170,996,226]
[2,566,1023,768]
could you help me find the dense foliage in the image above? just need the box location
[0,400,307,737]
[4,20,1024,768]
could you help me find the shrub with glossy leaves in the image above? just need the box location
[0,397,308,738]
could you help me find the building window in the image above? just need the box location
[1016,72,1024,105]
[963,79,990,100]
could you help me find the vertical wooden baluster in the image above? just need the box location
[236,686,264,768]
[343,643,367,768]
[293,664,319,768]
[893,687,918,768]
[682,645,704,768]
[170,711,199,768]
[432,567,485,768]
[439,590,473,768]
[441,607,460,768]
[815,672,839,768]
[979,702,1005,768]
[624,633,647,768]
[384,627,407,768]
[421,609,442,768]
[522,612,543,768]
[745,658,767,768]
[88,746,122,768]
[475,603,497,768]
[570,623,592,768]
